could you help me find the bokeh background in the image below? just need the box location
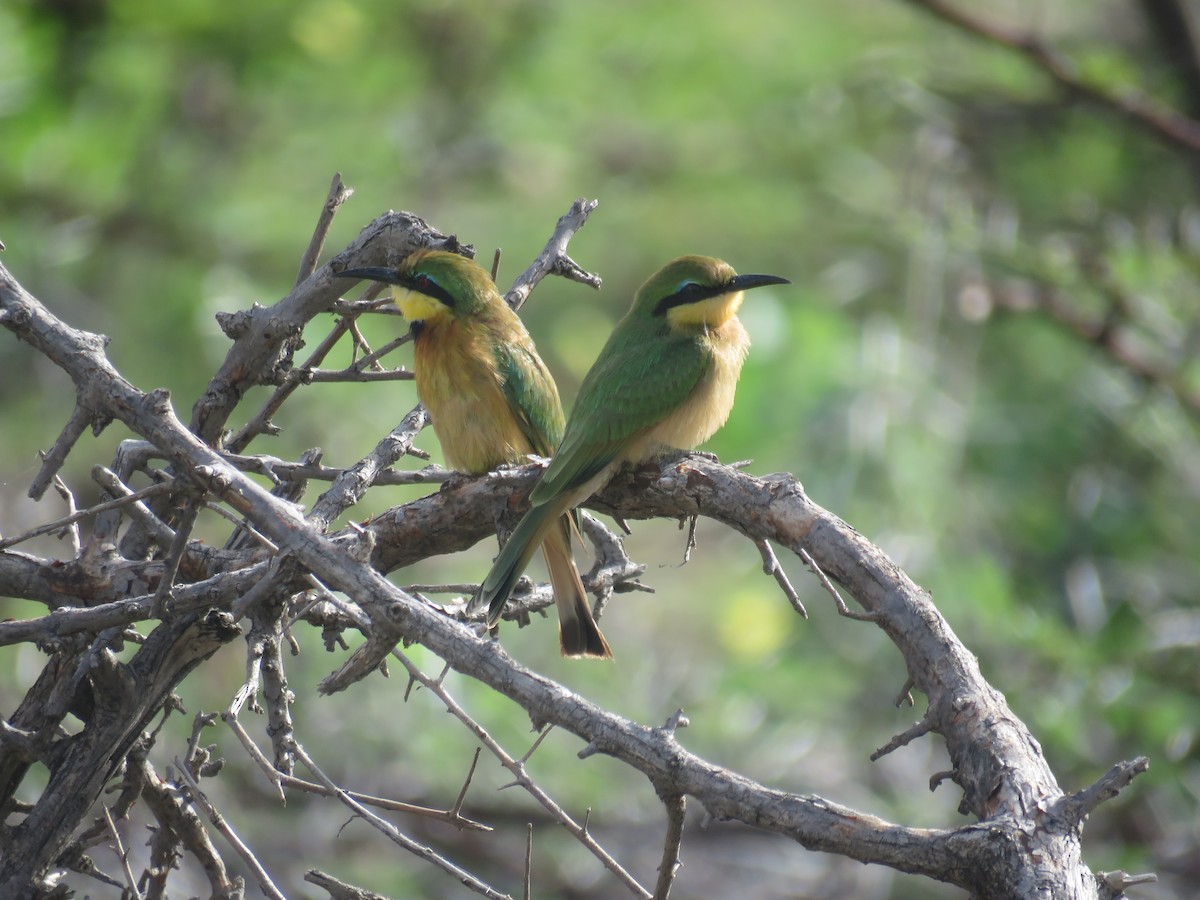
[2,1,1198,897]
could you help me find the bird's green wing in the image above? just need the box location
[495,339,566,458]
[532,326,710,503]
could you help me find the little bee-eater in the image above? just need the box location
[473,255,790,628]
[338,250,612,658]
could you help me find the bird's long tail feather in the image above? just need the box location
[472,500,561,625]
[542,519,612,659]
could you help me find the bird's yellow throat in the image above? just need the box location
[392,286,447,323]
[665,291,745,329]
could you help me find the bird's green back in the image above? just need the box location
[531,282,712,503]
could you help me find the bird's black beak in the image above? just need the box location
[729,273,791,292]
[336,266,404,286]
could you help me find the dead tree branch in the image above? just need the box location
[0,192,1150,898]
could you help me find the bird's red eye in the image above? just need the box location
[413,274,430,288]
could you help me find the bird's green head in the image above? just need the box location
[337,249,497,323]
[634,255,790,329]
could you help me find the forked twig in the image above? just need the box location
[390,648,652,899]
[0,478,170,550]
[797,546,875,621]
[290,740,506,899]
[174,758,287,900]
[221,711,490,830]
[504,197,601,311]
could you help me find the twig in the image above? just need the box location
[29,404,93,500]
[797,546,875,621]
[0,720,43,762]
[1097,869,1159,892]
[580,512,650,608]
[1059,756,1151,827]
[48,474,82,556]
[518,727,554,766]
[174,758,286,899]
[871,716,934,761]
[654,793,686,900]
[151,503,199,615]
[390,648,652,898]
[299,573,372,630]
[248,589,297,773]
[222,451,449,486]
[0,561,269,647]
[504,198,601,311]
[102,806,143,900]
[329,296,400,315]
[297,172,354,286]
[523,823,533,900]
[221,710,490,830]
[450,748,485,825]
[290,740,507,899]
[346,318,374,365]
[227,319,352,454]
[137,757,227,897]
[347,332,412,373]
[92,466,176,547]
[304,869,389,900]
[184,712,219,772]
[207,500,277,554]
[301,366,415,383]
[405,582,478,595]
[756,538,807,618]
[308,403,431,530]
[0,479,171,551]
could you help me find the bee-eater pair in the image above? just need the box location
[338,249,788,659]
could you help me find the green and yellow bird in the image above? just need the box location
[338,250,612,658]
[473,255,790,627]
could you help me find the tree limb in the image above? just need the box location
[0,206,1149,897]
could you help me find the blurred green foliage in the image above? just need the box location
[2,0,1198,897]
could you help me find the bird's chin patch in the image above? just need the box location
[666,291,745,328]
[392,287,446,322]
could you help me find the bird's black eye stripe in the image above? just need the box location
[405,272,457,308]
[653,281,728,316]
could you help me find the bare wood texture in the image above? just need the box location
[0,609,240,894]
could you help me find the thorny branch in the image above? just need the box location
[288,740,509,900]
[0,188,1153,898]
[389,649,651,898]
